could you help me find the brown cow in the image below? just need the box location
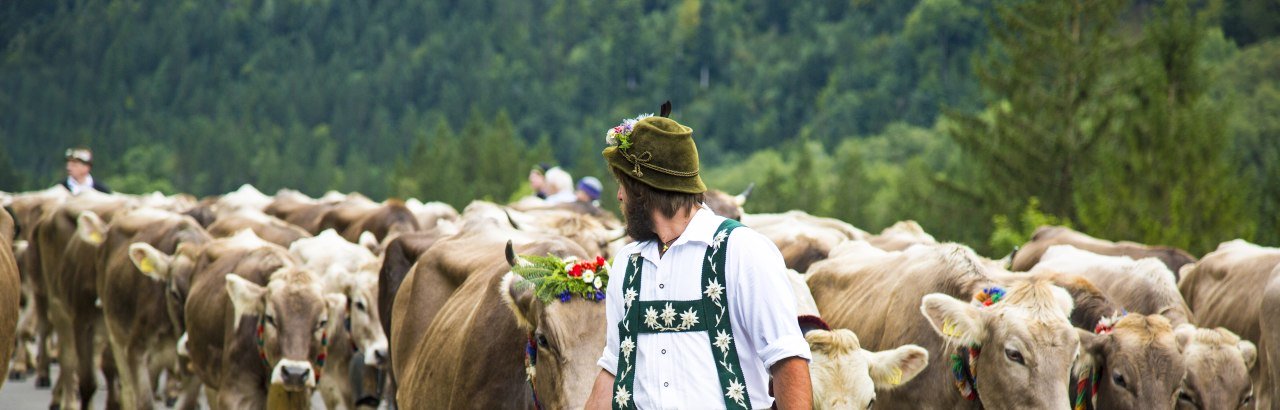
[182,231,342,408]
[207,209,312,247]
[1173,325,1258,410]
[1031,245,1195,326]
[404,198,461,232]
[0,207,22,392]
[1011,226,1197,276]
[9,187,70,383]
[702,185,753,221]
[865,220,938,252]
[395,237,593,408]
[319,199,419,244]
[1179,240,1280,408]
[467,200,619,258]
[807,243,1085,409]
[99,207,211,410]
[743,210,868,272]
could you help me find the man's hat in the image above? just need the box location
[601,102,707,194]
[65,148,93,165]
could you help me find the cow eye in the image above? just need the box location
[317,319,328,330]
[866,398,875,409]
[536,334,549,349]
[1004,348,1024,365]
[1242,393,1253,406]
[264,315,276,326]
[1176,389,1195,405]
[354,301,366,312]
[1112,371,1127,389]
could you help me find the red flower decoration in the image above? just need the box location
[568,264,583,277]
[596,256,606,268]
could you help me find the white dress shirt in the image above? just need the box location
[66,175,95,195]
[598,206,811,409]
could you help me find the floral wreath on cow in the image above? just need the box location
[510,254,609,303]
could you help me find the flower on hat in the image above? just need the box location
[605,114,653,151]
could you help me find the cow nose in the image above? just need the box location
[374,348,388,365]
[281,365,311,386]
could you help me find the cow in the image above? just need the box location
[742,211,868,272]
[181,230,342,408]
[806,242,1085,409]
[319,199,419,244]
[865,220,938,252]
[207,208,312,247]
[1179,240,1280,408]
[404,198,461,232]
[1031,245,1196,326]
[264,189,345,235]
[1011,226,1197,276]
[214,184,275,215]
[702,185,753,221]
[0,207,22,392]
[289,229,389,409]
[785,269,930,409]
[466,201,619,258]
[7,187,70,383]
[99,207,211,410]
[395,236,593,408]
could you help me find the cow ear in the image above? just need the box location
[1075,328,1108,379]
[499,272,536,330]
[225,274,266,328]
[868,344,929,390]
[325,293,347,324]
[76,211,107,245]
[803,329,836,353]
[358,231,379,254]
[920,293,984,346]
[128,242,172,281]
[1174,324,1197,352]
[1238,339,1257,370]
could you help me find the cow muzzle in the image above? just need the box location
[271,359,316,391]
[363,342,389,367]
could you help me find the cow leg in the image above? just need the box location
[33,294,53,388]
[173,364,201,410]
[48,306,80,410]
[10,291,36,380]
[73,310,103,410]
[108,335,155,410]
[100,346,121,410]
[1261,277,1280,410]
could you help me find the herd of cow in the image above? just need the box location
[0,183,1276,409]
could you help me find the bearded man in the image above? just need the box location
[585,104,812,409]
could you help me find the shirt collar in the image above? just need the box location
[67,175,93,193]
[637,205,723,263]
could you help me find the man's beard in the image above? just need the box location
[622,197,658,243]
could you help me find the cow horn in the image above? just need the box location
[503,208,522,230]
[734,183,755,207]
[659,100,672,118]
[606,228,627,243]
[505,240,520,267]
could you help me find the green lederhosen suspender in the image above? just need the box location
[612,219,751,410]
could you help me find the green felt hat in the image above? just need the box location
[602,113,707,194]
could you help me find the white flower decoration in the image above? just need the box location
[704,279,724,303]
[725,379,746,406]
[582,270,595,283]
[712,230,730,249]
[620,337,635,359]
[615,385,632,407]
[525,364,536,380]
[644,306,660,329]
[561,257,579,270]
[660,303,677,326]
[679,308,699,328]
[713,329,733,353]
[623,289,638,308]
[594,276,603,289]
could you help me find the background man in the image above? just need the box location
[60,147,110,195]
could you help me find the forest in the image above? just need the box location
[1,0,1277,255]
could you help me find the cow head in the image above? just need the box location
[1173,325,1256,410]
[920,280,1080,409]
[129,241,204,335]
[337,271,389,367]
[806,329,928,410]
[499,247,604,409]
[1076,314,1186,410]
[226,269,344,392]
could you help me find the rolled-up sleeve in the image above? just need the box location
[728,230,812,370]
[597,248,631,375]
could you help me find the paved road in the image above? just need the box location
[0,364,334,409]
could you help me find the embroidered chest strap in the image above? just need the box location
[612,219,750,410]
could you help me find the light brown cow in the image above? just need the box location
[182,231,342,409]
[404,198,461,232]
[1179,240,1280,408]
[0,207,22,392]
[289,229,389,409]
[207,208,312,247]
[395,236,593,408]
[743,211,868,272]
[1031,245,1195,326]
[319,199,419,244]
[9,187,71,383]
[785,269,930,409]
[807,243,1084,409]
[702,185,753,221]
[1173,325,1258,410]
[99,207,211,410]
[1012,226,1197,276]
[865,220,938,251]
[466,200,619,258]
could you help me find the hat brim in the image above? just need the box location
[603,146,707,194]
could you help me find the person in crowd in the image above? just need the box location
[529,163,552,199]
[575,176,603,207]
[59,147,111,195]
[542,166,576,205]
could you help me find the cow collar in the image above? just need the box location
[523,331,545,410]
[256,313,329,384]
[951,286,1007,402]
[1074,313,1125,410]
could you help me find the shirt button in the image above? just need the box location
[664,382,670,387]
[661,349,667,354]
[659,284,665,289]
